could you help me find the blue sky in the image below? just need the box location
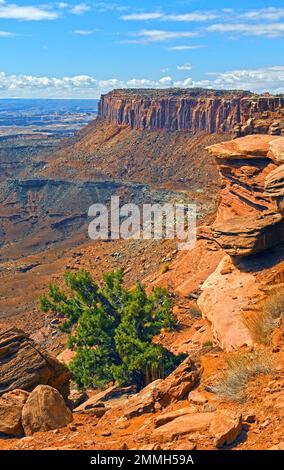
[0,0,284,97]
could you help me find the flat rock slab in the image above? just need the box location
[208,135,281,160]
[153,412,215,443]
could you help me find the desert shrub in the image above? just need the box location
[40,269,184,390]
[211,351,275,402]
[244,288,284,345]
[189,305,202,319]
[161,263,170,274]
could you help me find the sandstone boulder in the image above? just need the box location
[0,328,70,398]
[268,138,284,164]
[265,164,284,198]
[209,412,242,448]
[122,380,162,420]
[153,407,197,428]
[153,412,214,443]
[188,390,208,405]
[74,384,135,414]
[22,385,73,435]
[67,389,88,410]
[154,357,201,407]
[212,213,284,257]
[0,389,29,436]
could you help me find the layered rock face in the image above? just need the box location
[207,135,284,256]
[98,89,284,133]
[0,328,70,398]
[197,135,284,349]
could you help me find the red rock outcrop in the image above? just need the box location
[207,135,284,256]
[197,135,284,349]
[0,328,70,398]
[98,89,284,133]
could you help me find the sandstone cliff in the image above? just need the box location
[98,88,284,133]
[150,134,284,350]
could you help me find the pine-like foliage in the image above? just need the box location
[40,269,184,389]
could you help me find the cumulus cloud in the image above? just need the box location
[0,66,284,98]
[209,66,284,93]
[0,1,58,20]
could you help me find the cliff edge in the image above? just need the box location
[98,88,284,134]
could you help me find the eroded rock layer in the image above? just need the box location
[207,135,284,256]
[0,328,70,398]
[98,89,284,133]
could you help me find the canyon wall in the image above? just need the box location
[98,89,284,133]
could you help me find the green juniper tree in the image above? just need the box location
[40,269,184,390]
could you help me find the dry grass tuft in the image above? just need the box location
[189,305,203,319]
[211,350,275,402]
[244,288,284,345]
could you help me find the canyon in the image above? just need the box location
[0,89,284,451]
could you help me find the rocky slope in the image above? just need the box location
[98,88,284,133]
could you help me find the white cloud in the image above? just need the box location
[167,45,207,51]
[0,2,58,20]
[0,66,284,98]
[208,66,284,93]
[0,30,15,36]
[94,2,128,13]
[177,63,193,71]
[159,76,173,86]
[163,12,219,22]
[70,3,90,15]
[240,8,284,21]
[122,12,163,21]
[207,22,284,38]
[125,29,198,44]
[73,29,99,35]
[121,10,219,22]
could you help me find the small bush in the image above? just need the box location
[40,269,184,390]
[161,263,170,274]
[244,288,284,345]
[211,351,275,402]
[202,340,214,350]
